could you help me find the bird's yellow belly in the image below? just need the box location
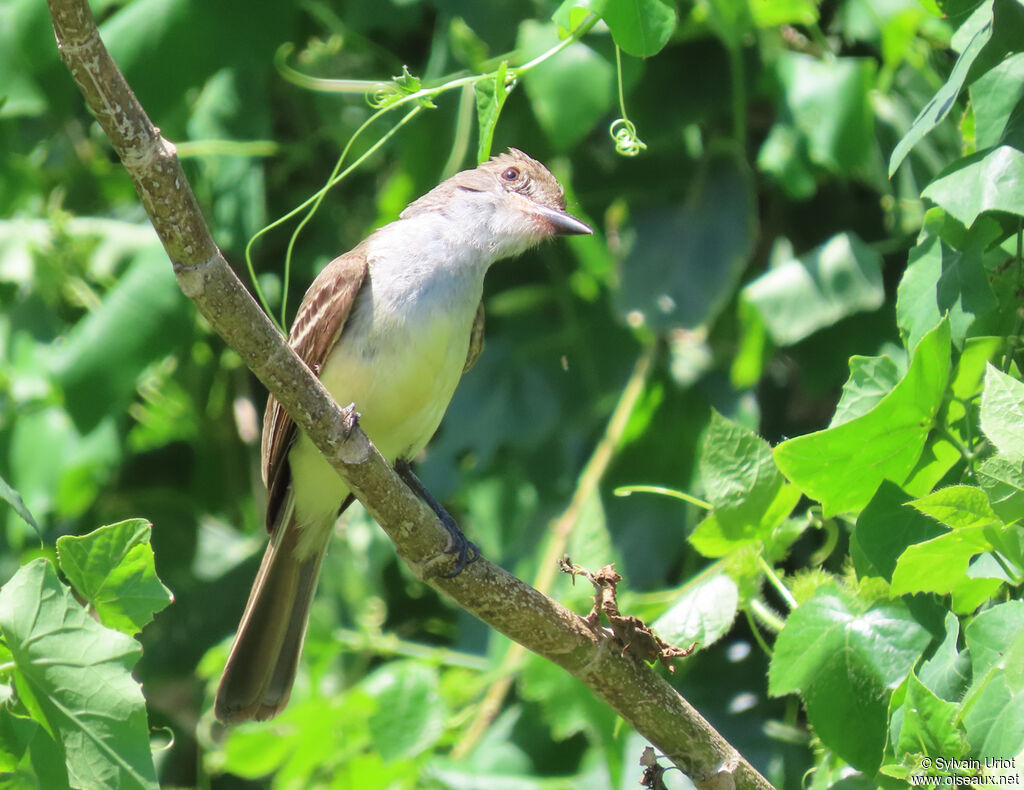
[287,315,469,537]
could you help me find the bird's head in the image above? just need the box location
[401,148,592,259]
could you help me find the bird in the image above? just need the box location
[215,148,592,722]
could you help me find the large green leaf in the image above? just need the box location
[6,407,120,538]
[743,232,884,346]
[961,602,1024,760]
[768,585,930,773]
[48,245,192,431]
[851,482,945,581]
[364,661,445,761]
[0,470,41,537]
[615,149,757,332]
[653,572,738,651]
[777,52,876,175]
[970,52,1024,150]
[888,0,993,175]
[981,364,1024,461]
[831,353,904,427]
[896,216,998,352]
[474,61,512,162]
[976,453,1024,523]
[890,489,1007,613]
[0,560,158,790]
[891,0,1024,175]
[923,146,1024,228]
[893,672,969,762]
[918,613,971,702]
[698,410,782,537]
[0,707,71,790]
[774,320,951,516]
[552,0,677,57]
[56,519,173,635]
[908,485,1000,529]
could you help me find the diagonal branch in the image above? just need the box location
[44,2,772,788]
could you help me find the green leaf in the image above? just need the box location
[600,0,676,58]
[743,233,884,347]
[756,122,817,199]
[0,708,71,790]
[698,410,782,537]
[47,245,191,432]
[962,602,1024,759]
[918,613,971,702]
[888,3,994,175]
[908,485,1001,529]
[652,572,738,650]
[749,0,818,27]
[474,61,512,163]
[900,434,962,498]
[768,585,930,773]
[981,364,1024,461]
[831,353,903,427]
[952,335,1003,400]
[730,298,769,388]
[0,559,158,790]
[552,0,606,38]
[923,146,1024,228]
[55,519,173,635]
[0,471,41,538]
[615,149,757,333]
[774,320,951,517]
[364,662,445,761]
[976,453,1024,523]
[7,407,121,539]
[519,653,618,743]
[890,526,1002,613]
[518,21,614,151]
[688,483,803,558]
[894,672,969,760]
[896,221,998,352]
[777,52,876,175]
[553,0,676,57]
[970,52,1024,150]
[851,482,946,581]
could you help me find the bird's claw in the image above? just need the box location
[395,459,480,577]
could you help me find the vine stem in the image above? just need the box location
[757,555,797,610]
[249,13,601,328]
[615,485,711,510]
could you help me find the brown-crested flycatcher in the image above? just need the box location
[215,149,592,722]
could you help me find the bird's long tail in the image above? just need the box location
[214,512,329,723]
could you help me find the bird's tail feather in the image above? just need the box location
[215,512,328,723]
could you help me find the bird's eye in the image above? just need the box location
[502,167,520,181]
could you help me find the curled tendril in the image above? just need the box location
[368,84,402,109]
[366,65,436,110]
[609,118,647,157]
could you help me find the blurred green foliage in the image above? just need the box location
[2,0,1024,787]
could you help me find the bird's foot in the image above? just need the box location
[395,460,479,577]
[339,402,361,439]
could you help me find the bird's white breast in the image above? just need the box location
[287,215,488,538]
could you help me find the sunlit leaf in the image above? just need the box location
[0,560,158,790]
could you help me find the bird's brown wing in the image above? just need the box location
[463,301,485,373]
[262,248,368,532]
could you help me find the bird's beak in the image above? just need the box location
[531,204,593,236]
